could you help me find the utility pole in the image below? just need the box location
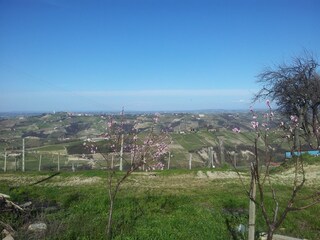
[119,134,124,171]
[22,138,25,172]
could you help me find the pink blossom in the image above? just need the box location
[232,127,241,133]
[266,99,271,108]
[153,113,160,123]
[290,115,298,123]
[107,117,113,128]
[251,121,259,129]
[269,111,274,120]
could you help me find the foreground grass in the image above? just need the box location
[0,169,319,239]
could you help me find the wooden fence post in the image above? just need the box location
[219,139,225,164]
[39,154,42,171]
[57,152,60,172]
[4,151,7,172]
[119,134,124,171]
[22,138,25,172]
[248,163,256,240]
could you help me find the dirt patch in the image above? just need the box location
[272,164,320,186]
[0,174,102,187]
[46,176,102,186]
[0,175,51,186]
[196,170,241,179]
[196,170,208,178]
[168,143,185,149]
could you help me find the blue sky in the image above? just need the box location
[0,0,319,112]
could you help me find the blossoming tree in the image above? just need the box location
[233,100,320,240]
[84,111,170,239]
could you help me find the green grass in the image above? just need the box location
[271,155,320,174]
[171,133,211,152]
[34,144,66,152]
[0,169,319,240]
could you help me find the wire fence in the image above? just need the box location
[0,151,208,172]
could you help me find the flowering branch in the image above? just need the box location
[233,100,320,240]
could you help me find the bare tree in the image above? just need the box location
[250,131,320,239]
[254,52,320,148]
[308,73,320,146]
[234,101,320,240]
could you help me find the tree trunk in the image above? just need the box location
[312,106,320,148]
[266,229,274,240]
[294,112,303,151]
[106,197,114,239]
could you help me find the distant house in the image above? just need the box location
[285,150,320,158]
[208,128,217,132]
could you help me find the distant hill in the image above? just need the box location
[0,110,295,170]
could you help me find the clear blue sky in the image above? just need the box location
[0,0,319,112]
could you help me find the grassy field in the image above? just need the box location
[1,113,319,239]
[1,164,319,240]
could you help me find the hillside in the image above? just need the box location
[1,112,320,239]
[0,111,291,171]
